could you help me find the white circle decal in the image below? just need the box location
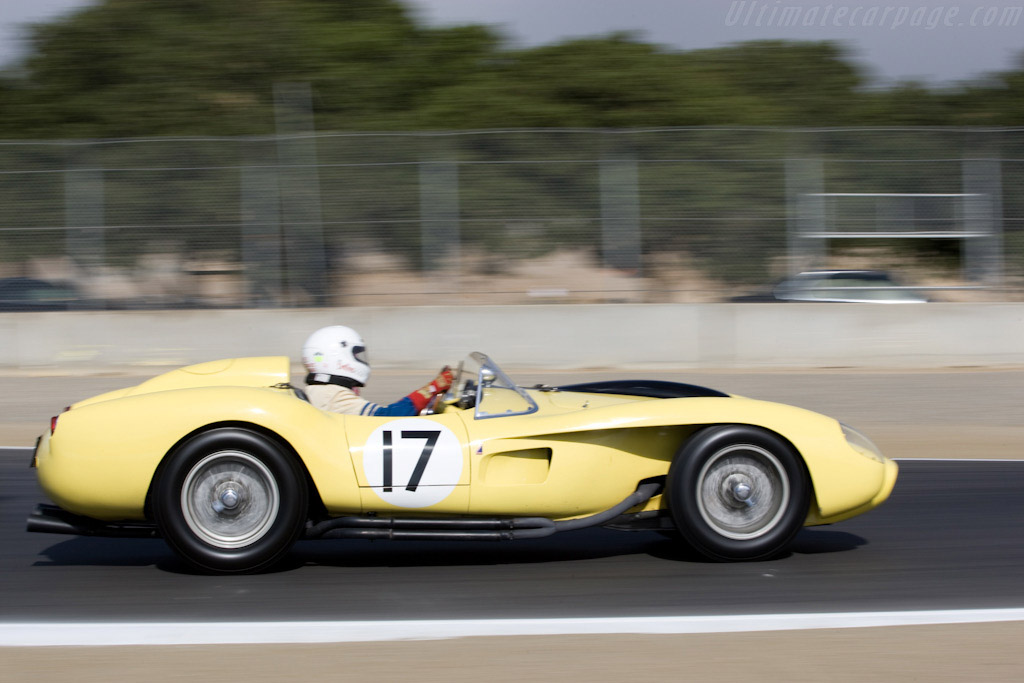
[362,418,463,508]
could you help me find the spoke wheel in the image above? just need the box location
[154,428,307,573]
[668,425,810,561]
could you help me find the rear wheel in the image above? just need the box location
[153,428,307,573]
[667,425,810,561]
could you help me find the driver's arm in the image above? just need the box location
[360,367,453,417]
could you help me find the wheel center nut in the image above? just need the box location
[721,475,755,508]
[732,482,753,503]
[221,489,240,509]
[212,486,241,513]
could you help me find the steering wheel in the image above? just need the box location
[421,391,443,416]
[420,363,460,416]
[455,378,477,410]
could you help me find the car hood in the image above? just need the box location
[553,380,729,399]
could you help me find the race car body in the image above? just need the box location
[29,353,897,572]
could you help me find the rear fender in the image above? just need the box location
[39,386,357,520]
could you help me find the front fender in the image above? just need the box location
[515,394,892,520]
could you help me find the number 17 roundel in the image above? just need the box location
[362,418,464,508]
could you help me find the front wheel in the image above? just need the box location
[153,428,308,573]
[667,425,810,561]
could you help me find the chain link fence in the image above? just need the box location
[0,128,1019,308]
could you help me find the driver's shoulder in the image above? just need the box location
[306,383,367,414]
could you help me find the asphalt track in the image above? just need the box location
[3,452,1023,623]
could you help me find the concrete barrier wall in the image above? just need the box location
[1,303,1022,372]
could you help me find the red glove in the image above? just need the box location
[430,366,454,394]
[408,366,453,412]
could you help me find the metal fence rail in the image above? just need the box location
[0,128,1019,308]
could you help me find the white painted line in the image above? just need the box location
[893,458,1024,463]
[3,609,1024,647]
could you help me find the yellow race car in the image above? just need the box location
[28,353,897,573]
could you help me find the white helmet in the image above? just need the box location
[302,325,370,385]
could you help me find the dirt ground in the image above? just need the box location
[4,623,1024,682]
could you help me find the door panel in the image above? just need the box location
[345,414,470,513]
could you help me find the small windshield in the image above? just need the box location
[449,352,538,419]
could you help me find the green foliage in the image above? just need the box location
[3,0,1022,136]
[682,41,863,125]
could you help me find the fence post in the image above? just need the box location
[599,145,642,275]
[962,134,1003,286]
[65,149,105,301]
[785,143,825,275]
[419,138,460,277]
[241,139,283,307]
[273,82,328,306]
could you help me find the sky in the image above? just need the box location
[0,0,1022,85]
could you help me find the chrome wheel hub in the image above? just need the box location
[696,444,790,540]
[212,486,241,513]
[726,478,754,506]
[181,450,279,549]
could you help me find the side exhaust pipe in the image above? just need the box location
[305,481,662,541]
[27,481,663,543]
[26,504,159,538]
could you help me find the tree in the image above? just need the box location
[6,0,1023,137]
[3,0,486,136]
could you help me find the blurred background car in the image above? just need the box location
[0,277,85,312]
[730,270,930,304]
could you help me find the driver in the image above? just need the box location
[301,325,453,416]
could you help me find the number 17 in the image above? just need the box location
[382,430,440,492]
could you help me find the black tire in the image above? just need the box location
[666,425,810,561]
[153,428,308,573]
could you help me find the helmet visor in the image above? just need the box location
[353,345,368,365]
